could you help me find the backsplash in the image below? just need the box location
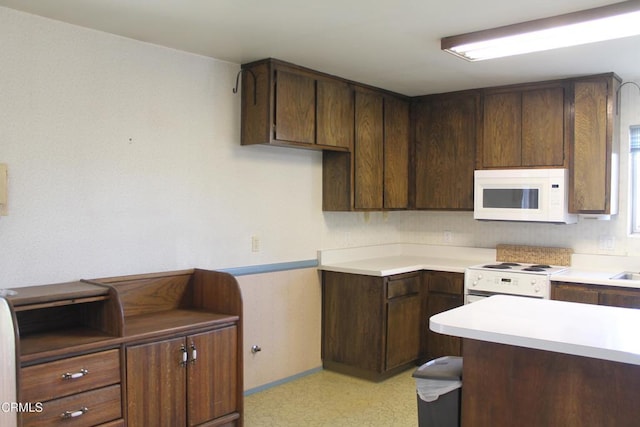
[321,209,639,256]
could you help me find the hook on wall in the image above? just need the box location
[616,81,640,115]
[233,69,257,105]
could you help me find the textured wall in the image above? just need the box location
[0,7,324,287]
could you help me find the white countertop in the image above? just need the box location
[430,295,640,365]
[317,255,479,276]
[318,243,640,288]
[318,244,495,276]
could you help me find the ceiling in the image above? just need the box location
[1,0,639,96]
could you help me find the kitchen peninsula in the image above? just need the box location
[430,295,640,427]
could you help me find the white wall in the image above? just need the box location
[0,7,325,288]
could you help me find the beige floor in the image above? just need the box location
[244,368,418,426]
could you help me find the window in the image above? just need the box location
[631,126,640,233]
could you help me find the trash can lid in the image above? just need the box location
[413,356,463,380]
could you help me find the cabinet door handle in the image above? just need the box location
[180,345,188,367]
[60,407,88,419]
[190,343,197,365]
[61,368,88,380]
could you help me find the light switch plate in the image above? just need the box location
[0,164,7,216]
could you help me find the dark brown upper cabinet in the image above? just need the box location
[240,58,353,151]
[413,91,479,210]
[354,88,384,209]
[569,73,620,215]
[323,89,410,211]
[383,95,410,209]
[480,83,567,169]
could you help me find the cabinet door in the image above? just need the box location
[317,79,353,149]
[599,288,640,309]
[383,96,410,209]
[482,92,521,168]
[187,327,238,426]
[126,337,187,426]
[570,79,610,213]
[551,282,599,304]
[426,293,462,360]
[386,295,421,369]
[354,89,384,209]
[414,94,477,209]
[274,70,315,144]
[322,271,385,373]
[424,272,463,360]
[521,87,565,167]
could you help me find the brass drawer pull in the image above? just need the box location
[60,407,88,419]
[61,368,88,380]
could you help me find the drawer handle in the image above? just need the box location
[180,345,188,367]
[190,343,197,365]
[60,407,88,419]
[61,368,88,380]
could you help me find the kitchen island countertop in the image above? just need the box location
[430,294,640,365]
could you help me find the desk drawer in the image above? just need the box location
[21,384,121,427]
[21,349,120,403]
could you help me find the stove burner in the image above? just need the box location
[483,264,512,269]
[523,267,546,272]
[500,262,521,266]
[531,264,551,269]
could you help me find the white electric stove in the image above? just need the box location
[464,262,568,303]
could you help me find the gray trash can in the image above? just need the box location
[412,356,463,427]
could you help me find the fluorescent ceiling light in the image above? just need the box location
[442,0,640,61]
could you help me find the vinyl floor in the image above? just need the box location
[244,368,418,426]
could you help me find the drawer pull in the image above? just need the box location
[60,407,88,419]
[61,368,88,380]
[190,343,197,365]
[180,345,188,367]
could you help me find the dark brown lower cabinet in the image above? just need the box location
[462,339,640,427]
[322,271,421,380]
[126,326,238,427]
[423,271,463,360]
[552,281,640,308]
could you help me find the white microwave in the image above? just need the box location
[474,169,577,224]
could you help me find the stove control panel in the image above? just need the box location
[464,269,550,298]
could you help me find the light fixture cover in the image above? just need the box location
[442,0,640,61]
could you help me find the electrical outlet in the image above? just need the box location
[251,235,260,252]
[443,231,453,243]
[598,235,615,251]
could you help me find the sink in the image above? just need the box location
[610,272,640,281]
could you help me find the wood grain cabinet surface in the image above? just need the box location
[240,58,352,151]
[126,326,237,426]
[413,91,478,210]
[480,84,566,169]
[354,88,384,209]
[423,271,463,361]
[569,73,621,215]
[5,269,243,427]
[324,89,410,211]
[552,281,640,309]
[322,271,420,380]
